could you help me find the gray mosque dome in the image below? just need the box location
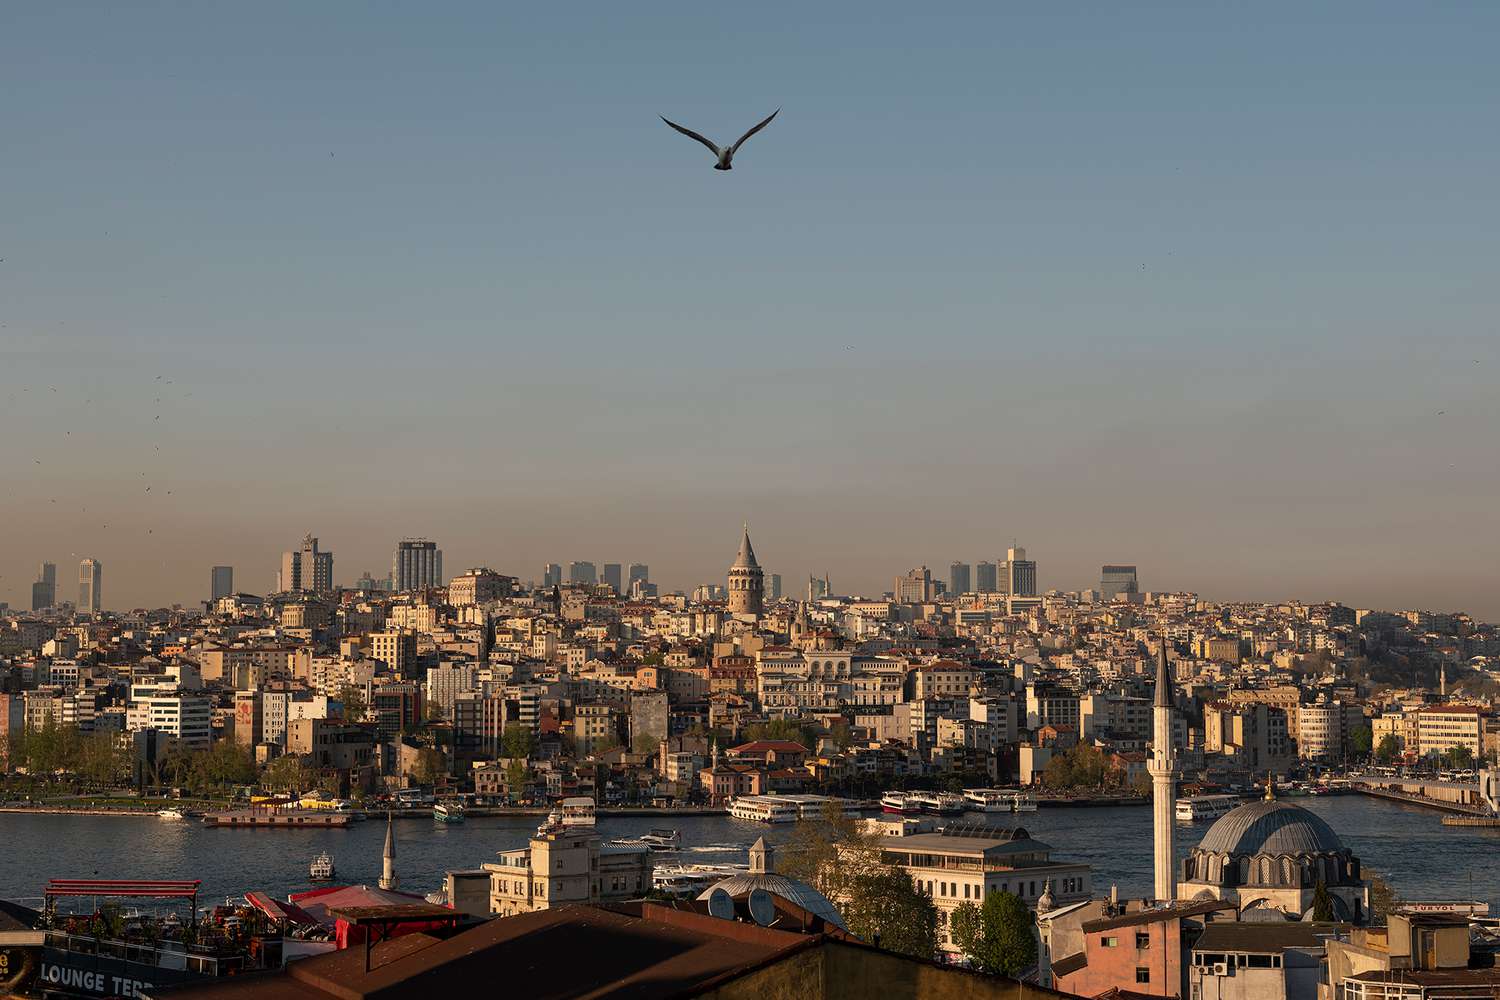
[696,837,846,929]
[1195,800,1346,857]
[1180,791,1367,922]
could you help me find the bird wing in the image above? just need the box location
[660,117,721,156]
[730,108,780,154]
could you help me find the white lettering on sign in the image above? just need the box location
[39,963,155,997]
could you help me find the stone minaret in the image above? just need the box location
[727,525,764,618]
[379,811,398,890]
[1148,637,1178,903]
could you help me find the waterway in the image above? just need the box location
[2,795,1496,909]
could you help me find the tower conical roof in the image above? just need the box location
[732,525,759,570]
[1154,638,1172,708]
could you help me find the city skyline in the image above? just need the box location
[4,523,1496,621]
[3,4,1497,615]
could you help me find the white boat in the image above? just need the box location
[156,808,187,821]
[308,853,336,881]
[964,788,1037,813]
[908,791,966,816]
[638,828,682,851]
[560,797,596,828]
[1175,794,1238,822]
[726,795,800,823]
[651,863,749,896]
[433,801,466,824]
[881,792,921,815]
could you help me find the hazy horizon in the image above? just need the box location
[3,4,1496,617]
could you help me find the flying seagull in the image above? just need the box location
[660,109,779,170]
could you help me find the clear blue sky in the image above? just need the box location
[2,3,1497,615]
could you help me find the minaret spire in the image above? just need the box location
[1148,635,1178,903]
[379,811,398,890]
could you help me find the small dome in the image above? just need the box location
[1196,801,1345,857]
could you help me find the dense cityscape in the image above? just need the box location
[2,528,1498,998]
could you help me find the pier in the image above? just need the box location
[1349,771,1500,820]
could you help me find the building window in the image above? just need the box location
[964,884,971,899]
[1136,968,1150,984]
[1102,937,1118,948]
[1136,933,1151,950]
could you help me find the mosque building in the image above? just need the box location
[1152,637,1370,922]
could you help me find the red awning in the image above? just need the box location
[245,891,319,926]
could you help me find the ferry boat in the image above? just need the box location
[433,801,466,824]
[1175,794,1238,822]
[962,788,1039,813]
[308,852,336,881]
[726,795,800,823]
[560,797,596,828]
[638,828,682,851]
[881,792,921,815]
[908,791,966,816]
[651,863,749,897]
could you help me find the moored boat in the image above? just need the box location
[433,801,466,824]
[1175,794,1238,822]
[881,792,920,815]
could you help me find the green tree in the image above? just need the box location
[263,754,311,793]
[501,724,535,760]
[1312,880,1335,922]
[1375,735,1401,764]
[78,732,128,789]
[336,683,367,723]
[950,890,1037,976]
[1348,725,1373,758]
[1368,871,1401,924]
[504,758,528,802]
[1444,745,1474,769]
[779,802,936,960]
[410,748,447,787]
[839,864,938,961]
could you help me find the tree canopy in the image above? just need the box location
[950,890,1037,976]
[779,802,937,960]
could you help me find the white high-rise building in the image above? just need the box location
[78,558,102,613]
[1148,639,1177,903]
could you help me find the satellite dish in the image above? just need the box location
[706,888,735,921]
[747,888,776,927]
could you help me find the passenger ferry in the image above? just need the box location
[908,791,966,816]
[560,797,596,828]
[881,792,921,815]
[727,795,801,823]
[962,788,1039,813]
[1175,794,1238,821]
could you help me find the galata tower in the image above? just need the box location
[727,525,764,618]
